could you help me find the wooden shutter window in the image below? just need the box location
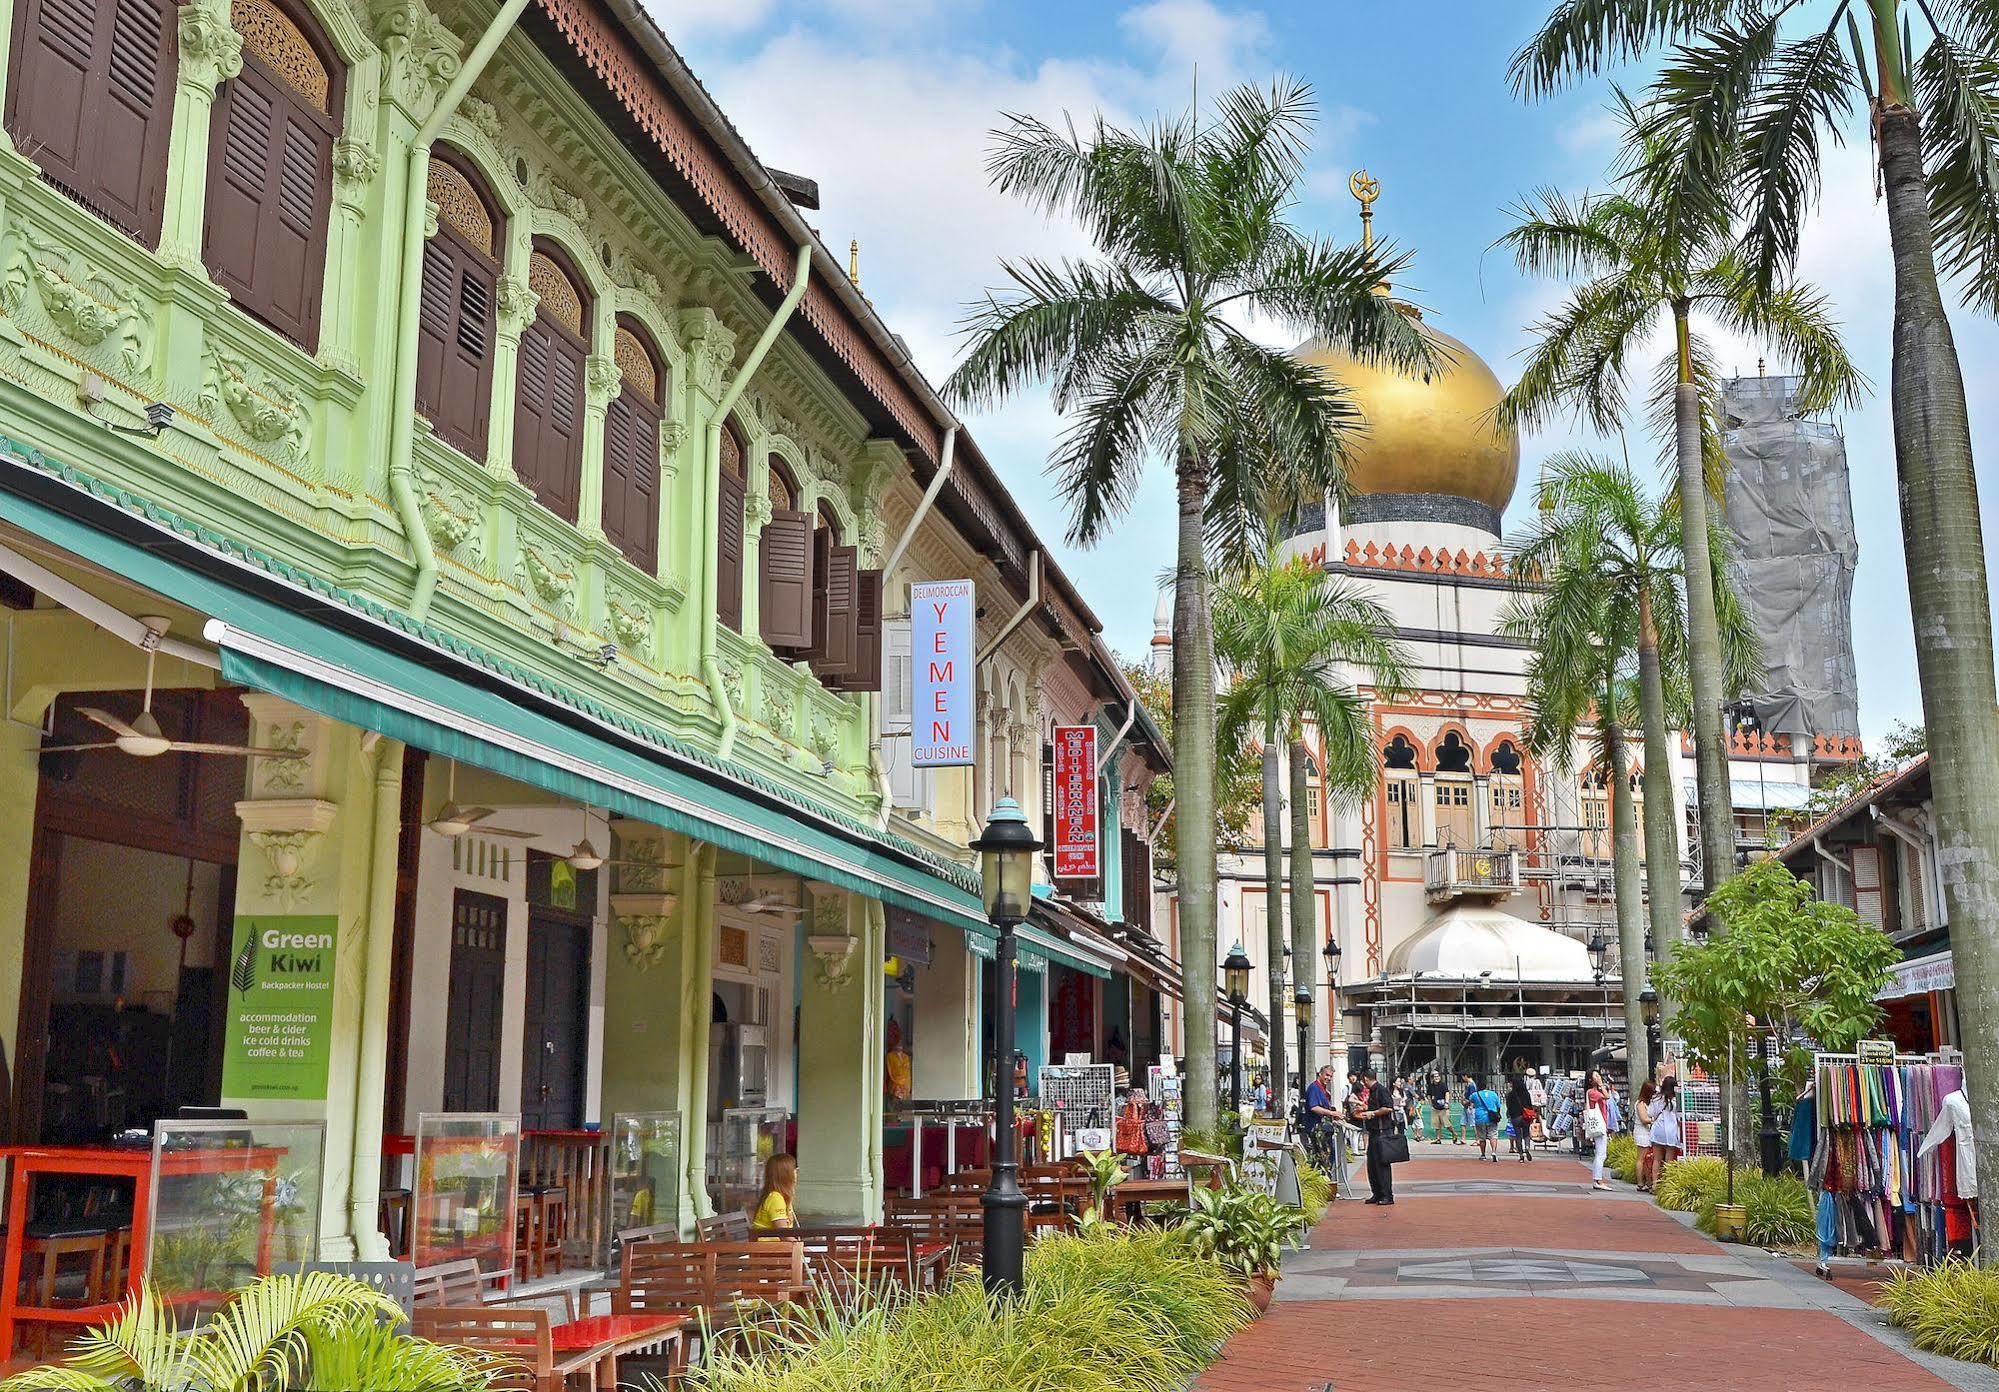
[413,152,499,460]
[838,569,883,693]
[202,0,339,350]
[6,0,175,242]
[758,509,815,651]
[601,320,663,574]
[715,461,745,631]
[512,246,588,524]
[811,542,859,681]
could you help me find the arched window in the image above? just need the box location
[5,0,175,243]
[1431,731,1475,847]
[715,418,746,630]
[1580,766,1611,861]
[1434,730,1474,774]
[1488,739,1525,850]
[1383,734,1418,851]
[601,317,664,572]
[758,456,814,652]
[414,149,501,460]
[203,0,341,349]
[513,242,589,522]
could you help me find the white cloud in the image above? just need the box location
[648,0,777,39]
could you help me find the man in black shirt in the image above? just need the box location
[1355,1068,1397,1205]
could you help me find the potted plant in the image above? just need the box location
[1077,1148,1130,1228]
[1174,1182,1307,1313]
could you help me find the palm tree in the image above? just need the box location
[1492,91,1859,902]
[945,80,1427,1129]
[1514,0,1999,1195]
[1214,549,1412,1110]
[1504,568,1652,1081]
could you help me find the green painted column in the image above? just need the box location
[794,886,884,1223]
[0,722,39,1091]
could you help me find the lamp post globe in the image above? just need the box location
[1223,941,1252,1115]
[969,797,1041,1299]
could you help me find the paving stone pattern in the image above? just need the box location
[1194,1140,1999,1392]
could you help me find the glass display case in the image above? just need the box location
[706,1107,787,1217]
[411,1113,520,1284]
[146,1119,325,1316]
[604,1111,680,1273]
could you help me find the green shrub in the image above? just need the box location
[1654,1155,1728,1213]
[1174,1183,1307,1279]
[1689,1171,1812,1247]
[1297,1156,1332,1225]
[1883,1260,1999,1366]
[689,1228,1254,1392]
[1605,1134,1641,1184]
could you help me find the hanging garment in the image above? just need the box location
[1919,1089,1978,1200]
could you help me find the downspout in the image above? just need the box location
[1095,700,1136,776]
[385,0,535,622]
[975,550,1040,666]
[348,737,404,1260]
[872,426,955,825]
[703,241,813,760]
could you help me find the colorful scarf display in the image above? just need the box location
[1812,1056,1973,1266]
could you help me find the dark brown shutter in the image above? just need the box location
[840,569,883,692]
[815,543,859,680]
[414,237,496,460]
[203,40,338,350]
[715,466,745,630]
[602,388,660,573]
[759,509,815,651]
[512,315,585,523]
[5,0,174,243]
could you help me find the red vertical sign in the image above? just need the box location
[1051,724,1099,879]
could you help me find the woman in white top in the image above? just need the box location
[1633,1080,1658,1192]
[1649,1077,1684,1182]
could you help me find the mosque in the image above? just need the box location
[1153,176,1864,1099]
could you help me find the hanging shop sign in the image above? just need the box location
[910,579,974,767]
[220,914,339,1101]
[1051,724,1100,879]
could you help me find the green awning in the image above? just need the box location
[0,460,995,939]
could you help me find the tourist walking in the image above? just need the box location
[1427,1070,1457,1142]
[1467,1074,1503,1163]
[1650,1077,1683,1181]
[1584,1070,1612,1191]
[1356,1068,1400,1205]
[1505,1074,1535,1162]
[1632,1081,1657,1191]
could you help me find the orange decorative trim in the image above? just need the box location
[1343,537,1512,579]
[1360,793,1381,975]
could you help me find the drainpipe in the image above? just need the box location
[385,0,535,622]
[880,425,955,582]
[702,242,813,760]
[1095,700,1136,776]
[348,737,404,1260]
[975,551,1040,666]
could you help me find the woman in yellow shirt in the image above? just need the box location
[751,1152,798,1231]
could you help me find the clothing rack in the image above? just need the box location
[1809,1046,1970,1267]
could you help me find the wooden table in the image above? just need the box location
[546,1312,690,1388]
[0,1143,285,1356]
[812,1239,953,1290]
[1104,1177,1191,1223]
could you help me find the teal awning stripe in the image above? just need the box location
[0,480,993,939]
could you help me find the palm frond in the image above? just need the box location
[1694,253,1867,410]
[1509,0,1745,97]
[1494,187,1630,278]
[1917,33,1999,314]
[944,259,1171,413]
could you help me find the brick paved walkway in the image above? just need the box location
[1194,1140,1997,1392]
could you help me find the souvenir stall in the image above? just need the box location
[1809,1045,1973,1265]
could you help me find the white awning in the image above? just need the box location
[1681,776,1811,811]
[1878,950,1954,1001]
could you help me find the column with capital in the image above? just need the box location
[794,884,886,1222]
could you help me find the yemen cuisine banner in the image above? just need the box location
[911,579,974,767]
[1052,724,1100,878]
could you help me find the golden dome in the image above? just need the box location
[1295,320,1520,522]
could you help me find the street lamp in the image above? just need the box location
[1321,936,1342,1083]
[1223,941,1253,1115]
[970,796,1040,1299]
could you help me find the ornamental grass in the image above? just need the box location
[1605,1134,1641,1185]
[686,1227,1254,1392]
[1297,1157,1333,1225]
[1882,1260,1999,1366]
[1691,1172,1814,1247]
[1653,1155,1728,1213]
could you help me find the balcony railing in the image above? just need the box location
[1424,848,1523,902]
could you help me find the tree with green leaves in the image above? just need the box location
[1121,658,1262,878]
[1513,0,1999,1215]
[1214,549,1411,1106]
[1654,858,1901,1103]
[1494,91,1860,904]
[1508,453,1760,1021]
[946,80,1427,1129]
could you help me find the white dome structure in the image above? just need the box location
[1383,903,1596,983]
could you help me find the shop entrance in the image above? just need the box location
[520,915,588,1130]
[442,888,506,1112]
[16,688,247,1144]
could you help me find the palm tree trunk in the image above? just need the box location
[1288,738,1317,1085]
[1636,588,1681,1022]
[1671,302,1736,900]
[1606,708,1651,1085]
[1174,448,1220,1131]
[1261,719,1287,1113]
[1876,88,1999,1238]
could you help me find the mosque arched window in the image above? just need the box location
[1383,735,1418,850]
[1432,731,1475,847]
[1435,731,1474,774]
[1580,765,1611,862]
[1488,738,1525,850]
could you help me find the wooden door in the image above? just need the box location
[520,914,587,1131]
[443,889,506,1113]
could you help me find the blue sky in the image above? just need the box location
[662,0,1999,751]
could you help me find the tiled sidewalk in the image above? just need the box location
[1194,1142,1998,1392]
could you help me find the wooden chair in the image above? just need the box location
[695,1211,750,1242]
[414,1258,507,1307]
[795,1226,917,1293]
[885,1197,982,1268]
[617,1243,710,1368]
[412,1305,606,1392]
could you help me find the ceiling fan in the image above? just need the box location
[428,760,537,840]
[41,618,305,762]
[560,805,666,873]
[718,881,807,918]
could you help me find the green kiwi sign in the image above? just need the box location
[220,915,339,1101]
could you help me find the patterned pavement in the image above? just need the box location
[1193,1140,1999,1392]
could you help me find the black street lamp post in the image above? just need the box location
[970,796,1040,1300]
[1224,941,1252,1115]
[1752,1020,1783,1176]
[1321,936,1341,1082]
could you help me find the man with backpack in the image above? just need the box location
[1464,1073,1504,1163]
